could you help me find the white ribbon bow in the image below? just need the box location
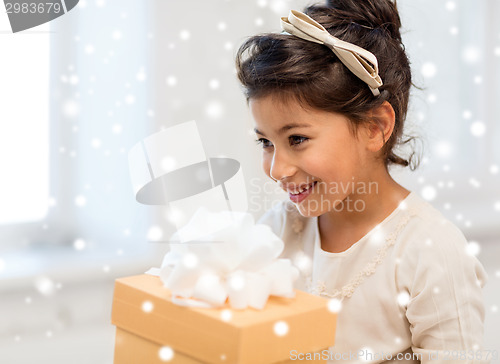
[159,207,299,310]
[280,9,383,96]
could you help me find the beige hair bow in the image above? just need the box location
[280,9,383,96]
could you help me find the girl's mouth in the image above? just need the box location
[289,181,317,203]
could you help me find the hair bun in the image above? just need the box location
[318,0,402,42]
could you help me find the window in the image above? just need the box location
[0,15,49,224]
[0,1,153,253]
[391,0,500,240]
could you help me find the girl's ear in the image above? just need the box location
[363,101,396,153]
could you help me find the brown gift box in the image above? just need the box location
[111,274,337,363]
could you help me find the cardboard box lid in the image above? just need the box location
[111,274,336,364]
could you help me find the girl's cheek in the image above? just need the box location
[262,155,272,179]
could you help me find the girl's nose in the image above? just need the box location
[270,149,297,181]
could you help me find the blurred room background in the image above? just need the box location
[1,0,499,363]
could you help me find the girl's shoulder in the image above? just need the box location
[402,192,469,248]
[395,192,487,284]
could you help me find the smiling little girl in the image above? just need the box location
[235,0,489,363]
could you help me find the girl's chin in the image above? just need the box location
[294,204,326,218]
[293,196,347,217]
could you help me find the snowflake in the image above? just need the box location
[397,291,410,307]
[205,101,224,119]
[465,241,481,256]
[462,46,481,64]
[449,26,459,36]
[166,76,177,86]
[421,185,437,201]
[35,276,56,296]
[74,195,87,207]
[158,346,174,361]
[147,226,163,241]
[273,321,289,336]
[84,44,95,55]
[209,79,220,90]
[136,68,146,81]
[327,298,342,313]
[73,238,86,251]
[112,30,122,40]
[445,1,456,11]
[142,301,154,313]
[470,121,486,137]
[62,100,79,117]
[420,62,437,78]
[179,30,190,41]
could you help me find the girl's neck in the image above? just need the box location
[318,171,410,253]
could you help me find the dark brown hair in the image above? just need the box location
[235,0,419,170]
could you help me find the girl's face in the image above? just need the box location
[250,95,377,217]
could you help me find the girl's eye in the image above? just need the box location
[255,138,273,148]
[255,136,308,148]
[289,135,309,146]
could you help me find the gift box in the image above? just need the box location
[111,274,337,363]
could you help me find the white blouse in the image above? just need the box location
[257,191,490,363]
